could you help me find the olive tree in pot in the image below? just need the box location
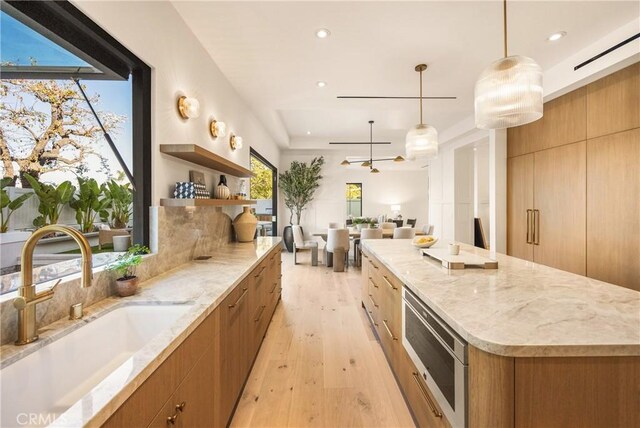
[278,157,324,252]
[107,244,150,297]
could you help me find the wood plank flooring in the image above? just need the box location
[231,251,415,428]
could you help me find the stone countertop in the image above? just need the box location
[361,240,640,358]
[0,237,281,428]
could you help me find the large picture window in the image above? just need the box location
[346,183,362,218]
[0,1,150,295]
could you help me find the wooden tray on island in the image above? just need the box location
[422,248,498,270]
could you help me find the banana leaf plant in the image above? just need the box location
[0,177,33,232]
[100,180,133,229]
[23,174,75,228]
[69,177,110,233]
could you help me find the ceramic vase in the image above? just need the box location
[233,206,258,242]
[115,276,139,297]
[282,225,294,252]
[214,175,231,200]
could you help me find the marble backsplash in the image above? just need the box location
[0,206,238,345]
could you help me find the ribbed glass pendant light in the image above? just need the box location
[475,0,543,129]
[406,64,438,160]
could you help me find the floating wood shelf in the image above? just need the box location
[160,144,254,178]
[160,198,257,207]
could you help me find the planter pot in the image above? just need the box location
[282,225,295,253]
[115,276,139,297]
[233,206,258,242]
[356,223,370,231]
[112,235,131,252]
[0,231,32,269]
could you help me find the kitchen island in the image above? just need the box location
[360,239,639,428]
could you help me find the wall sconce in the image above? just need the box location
[229,134,243,151]
[177,96,200,119]
[210,119,227,138]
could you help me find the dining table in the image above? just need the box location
[312,227,425,267]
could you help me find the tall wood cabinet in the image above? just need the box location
[507,62,639,290]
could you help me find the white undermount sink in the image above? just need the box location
[0,303,192,428]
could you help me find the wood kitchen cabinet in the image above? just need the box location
[104,246,282,428]
[507,62,639,288]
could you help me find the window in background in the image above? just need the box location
[346,183,362,217]
[250,149,277,237]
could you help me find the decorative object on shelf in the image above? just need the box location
[107,244,150,297]
[174,182,196,199]
[177,96,200,119]
[229,134,243,151]
[279,156,325,252]
[194,184,208,199]
[233,206,258,242]
[189,170,206,187]
[214,175,231,199]
[406,64,438,160]
[209,119,227,138]
[474,0,543,129]
[334,121,404,173]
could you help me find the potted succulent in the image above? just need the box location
[278,156,325,252]
[107,244,150,297]
[23,174,75,228]
[70,177,110,233]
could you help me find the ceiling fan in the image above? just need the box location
[331,121,405,173]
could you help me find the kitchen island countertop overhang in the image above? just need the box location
[360,239,640,358]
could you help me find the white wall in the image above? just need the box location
[279,151,429,235]
[74,1,281,209]
[454,145,474,245]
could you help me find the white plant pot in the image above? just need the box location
[0,231,32,269]
[113,235,131,252]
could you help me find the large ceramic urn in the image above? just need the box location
[233,206,258,242]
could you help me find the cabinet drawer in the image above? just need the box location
[398,348,450,428]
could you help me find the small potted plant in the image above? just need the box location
[353,217,374,231]
[107,244,150,297]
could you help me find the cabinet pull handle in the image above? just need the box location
[526,209,533,244]
[382,275,398,291]
[269,282,278,294]
[369,260,379,270]
[228,288,248,309]
[176,401,186,411]
[167,414,179,425]
[368,293,378,308]
[362,253,369,259]
[369,278,379,289]
[254,305,266,323]
[411,372,443,418]
[533,209,540,245]
[382,319,398,341]
[254,266,266,278]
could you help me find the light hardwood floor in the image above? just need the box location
[231,251,415,428]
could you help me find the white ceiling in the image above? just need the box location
[172,1,639,153]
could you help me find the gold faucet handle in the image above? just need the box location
[13,296,27,310]
[13,279,61,310]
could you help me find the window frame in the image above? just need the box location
[2,0,152,246]
[346,182,363,218]
[249,148,278,237]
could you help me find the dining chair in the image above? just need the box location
[355,228,383,267]
[292,225,318,266]
[422,224,434,235]
[381,222,397,230]
[393,227,416,239]
[406,218,417,228]
[326,228,350,272]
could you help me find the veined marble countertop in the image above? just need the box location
[0,237,281,428]
[361,240,640,358]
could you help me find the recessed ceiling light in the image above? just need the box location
[306,131,312,135]
[547,31,567,42]
[316,81,327,88]
[315,28,330,39]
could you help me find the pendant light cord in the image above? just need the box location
[370,122,373,167]
[419,69,424,125]
[503,0,508,57]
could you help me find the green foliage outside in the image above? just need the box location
[69,177,110,233]
[23,174,75,228]
[346,183,362,200]
[278,157,325,225]
[0,177,33,232]
[250,156,273,200]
